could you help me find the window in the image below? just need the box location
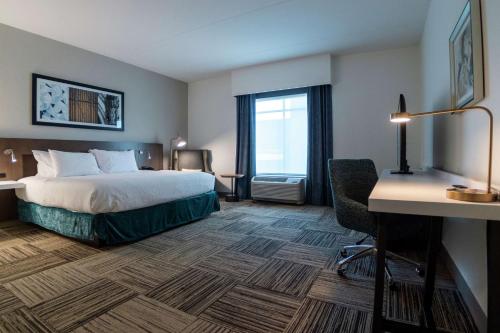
[255,91,308,175]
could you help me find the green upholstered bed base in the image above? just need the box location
[17,191,220,246]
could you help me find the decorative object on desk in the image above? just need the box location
[390,106,496,202]
[449,0,484,108]
[169,135,187,169]
[391,94,412,175]
[221,174,245,202]
[3,149,17,163]
[33,74,124,131]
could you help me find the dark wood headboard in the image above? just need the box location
[0,138,163,221]
[0,138,163,180]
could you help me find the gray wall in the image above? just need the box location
[188,47,422,191]
[421,0,500,322]
[332,46,423,172]
[0,24,188,168]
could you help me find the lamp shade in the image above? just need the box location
[173,136,187,148]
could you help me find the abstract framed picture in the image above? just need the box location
[449,0,484,108]
[32,74,124,131]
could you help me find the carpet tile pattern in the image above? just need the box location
[5,265,94,307]
[228,236,285,258]
[194,250,267,281]
[246,259,320,297]
[0,200,478,332]
[147,268,236,316]
[285,298,372,333]
[75,295,196,333]
[201,284,302,333]
[0,286,23,315]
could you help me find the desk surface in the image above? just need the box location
[369,169,500,220]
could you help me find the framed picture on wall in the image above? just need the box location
[32,74,124,131]
[449,0,484,108]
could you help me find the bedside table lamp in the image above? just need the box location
[390,106,496,202]
[169,135,187,170]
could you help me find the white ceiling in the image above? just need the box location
[0,0,430,82]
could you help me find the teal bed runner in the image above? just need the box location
[18,191,220,245]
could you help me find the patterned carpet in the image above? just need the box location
[0,200,478,333]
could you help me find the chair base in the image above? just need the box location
[336,243,425,288]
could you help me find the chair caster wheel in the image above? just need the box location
[337,268,346,276]
[416,266,425,277]
[340,249,348,258]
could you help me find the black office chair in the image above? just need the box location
[328,159,426,287]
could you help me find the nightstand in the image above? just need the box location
[220,174,245,202]
[0,181,25,190]
[0,181,24,221]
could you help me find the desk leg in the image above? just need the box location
[488,220,500,333]
[421,216,442,329]
[372,213,387,333]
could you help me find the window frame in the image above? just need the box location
[254,87,309,177]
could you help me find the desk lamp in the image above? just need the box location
[390,106,497,202]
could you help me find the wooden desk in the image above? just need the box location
[369,169,499,333]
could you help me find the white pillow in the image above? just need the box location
[49,150,101,177]
[32,150,55,177]
[89,149,138,173]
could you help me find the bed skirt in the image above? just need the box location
[17,191,220,245]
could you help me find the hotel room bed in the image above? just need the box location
[15,170,219,245]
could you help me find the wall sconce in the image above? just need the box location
[3,149,17,163]
[138,150,152,160]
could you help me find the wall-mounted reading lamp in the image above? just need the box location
[3,149,17,163]
[390,106,497,202]
[138,150,152,160]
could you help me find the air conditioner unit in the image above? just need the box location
[251,176,306,205]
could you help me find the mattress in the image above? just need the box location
[16,170,215,214]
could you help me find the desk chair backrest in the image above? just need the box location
[328,159,378,235]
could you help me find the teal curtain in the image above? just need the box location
[306,84,333,206]
[235,94,256,199]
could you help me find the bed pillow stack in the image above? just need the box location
[32,150,56,177]
[89,149,139,173]
[48,150,101,177]
[33,149,139,177]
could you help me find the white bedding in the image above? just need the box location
[15,170,215,214]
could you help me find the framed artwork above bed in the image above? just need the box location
[32,74,124,131]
